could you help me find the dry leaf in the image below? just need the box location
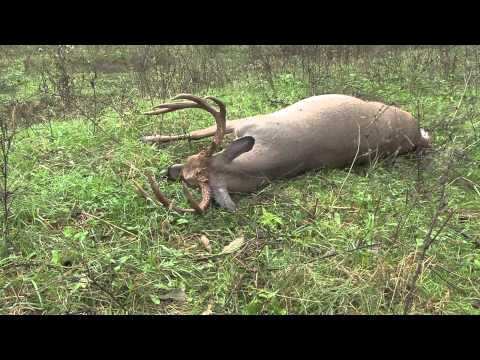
[472,299,480,309]
[201,303,213,315]
[219,236,245,255]
[199,235,212,253]
[158,288,187,302]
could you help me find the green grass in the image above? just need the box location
[1,49,480,314]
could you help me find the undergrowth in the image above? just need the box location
[0,46,479,314]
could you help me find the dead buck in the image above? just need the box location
[136,94,431,213]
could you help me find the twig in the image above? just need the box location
[313,241,382,262]
[265,241,384,269]
[429,266,468,296]
[403,207,455,314]
[84,265,128,312]
[444,70,472,137]
[452,71,473,122]
[81,212,138,238]
[0,104,17,256]
[330,121,361,209]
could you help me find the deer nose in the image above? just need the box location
[158,168,169,178]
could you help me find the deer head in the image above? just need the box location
[136,94,250,214]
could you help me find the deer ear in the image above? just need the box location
[167,164,183,180]
[223,136,255,162]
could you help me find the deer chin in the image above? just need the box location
[211,186,237,212]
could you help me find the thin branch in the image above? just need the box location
[330,121,362,210]
[403,207,454,314]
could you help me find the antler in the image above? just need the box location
[133,171,212,215]
[140,94,227,214]
[144,94,227,155]
[181,178,211,214]
[132,172,197,213]
[142,100,202,115]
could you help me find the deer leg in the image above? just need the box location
[141,123,235,144]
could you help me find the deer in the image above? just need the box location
[134,94,431,214]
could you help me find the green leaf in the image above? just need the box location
[150,294,161,305]
[63,227,75,239]
[245,301,262,315]
[176,218,189,225]
[260,209,283,228]
[118,255,131,264]
[334,212,341,226]
[51,250,61,265]
[473,258,480,270]
[258,289,278,299]
[158,288,187,302]
[73,231,88,242]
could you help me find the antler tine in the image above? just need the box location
[181,180,211,214]
[143,108,174,116]
[143,100,201,115]
[173,94,227,155]
[204,96,227,149]
[173,94,219,115]
[152,100,198,110]
[145,172,196,213]
[205,96,226,117]
[146,170,211,214]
